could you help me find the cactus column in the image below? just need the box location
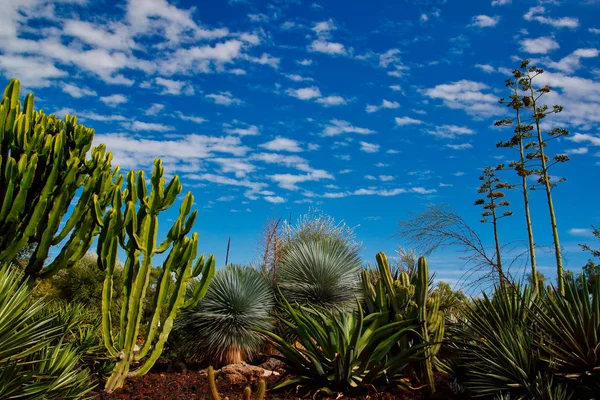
[99,160,215,393]
[0,78,118,279]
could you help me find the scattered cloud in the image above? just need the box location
[470,15,500,28]
[366,99,400,113]
[424,80,499,116]
[447,143,473,150]
[323,120,376,136]
[260,137,303,152]
[359,141,380,153]
[61,83,97,98]
[145,103,164,116]
[100,94,128,107]
[224,125,259,135]
[205,92,242,106]
[427,125,475,139]
[521,36,560,54]
[395,116,423,126]
[154,77,194,95]
[569,228,594,237]
[524,6,579,29]
[310,40,347,55]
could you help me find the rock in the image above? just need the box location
[258,357,286,373]
[216,363,265,385]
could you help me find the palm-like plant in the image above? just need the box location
[276,239,361,310]
[176,265,274,366]
[255,296,427,396]
[0,266,94,399]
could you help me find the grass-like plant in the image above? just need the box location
[176,265,274,366]
[276,239,361,310]
[255,295,427,396]
[0,266,94,399]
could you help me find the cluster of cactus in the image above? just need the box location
[0,79,119,280]
[99,160,215,392]
[207,366,266,400]
[361,252,445,394]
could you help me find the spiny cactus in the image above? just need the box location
[363,252,445,394]
[0,78,119,280]
[207,366,266,400]
[99,160,215,392]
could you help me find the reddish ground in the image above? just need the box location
[93,369,461,400]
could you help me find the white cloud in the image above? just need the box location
[547,48,599,73]
[269,170,334,190]
[264,195,286,204]
[122,121,173,132]
[177,112,206,124]
[379,175,394,181]
[569,228,594,237]
[521,36,560,54]
[427,125,475,139]
[284,74,314,82]
[424,80,499,116]
[447,143,473,150]
[224,125,259,136]
[287,86,322,100]
[475,64,496,73]
[155,77,194,95]
[296,59,313,66]
[568,133,600,146]
[310,40,346,55]
[245,52,280,68]
[470,15,500,28]
[312,19,336,35]
[205,92,242,106]
[63,20,134,51]
[188,173,266,198]
[211,157,256,178]
[0,55,67,88]
[389,85,402,91]
[492,0,511,5]
[260,137,303,152]
[359,141,380,153]
[379,48,401,68]
[366,99,400,113]
[395,116,423,126]
[323,120,375,136]
[323,186,436,198]
[524,6,579,29]
[590,28,600,34]
[100,94,128,107]
[565,147,588,155]
[61,83,97,98]
[316,95,347,106]
[145,103,164,116]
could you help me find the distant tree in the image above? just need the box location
[519,60,570,294]
[580,226,600,287]
[495,70,540,293]
[397,204,515,291]
[474,166,514,288]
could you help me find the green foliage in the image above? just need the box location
[456,275,600,399]
[0,266,94,399]
[0,78,119,280]
[207,366,266,400]
[256,295,426,396]
[362,252,445,393]
[98,160,215,392]
[176,265,274,366]
[277,239,362,310]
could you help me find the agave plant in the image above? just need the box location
[176,265,274,366]
[255,295,427,396]
[535,274,600,395]
[276,239,362,310]
[0,266,94,399]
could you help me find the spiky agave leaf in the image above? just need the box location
[276,239,362,310]
[176,265,274,366]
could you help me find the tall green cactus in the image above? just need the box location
[99,160,215,393]
[0,78,119,279]
[363,252,444,394]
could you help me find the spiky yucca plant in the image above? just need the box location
[0,266,94,399]
[176,265,274,366]
[276,239,361,310]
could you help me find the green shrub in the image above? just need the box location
[256,296,427,396]
[0,266,94,399]
[276,239,361,310]
[176,265,274,366]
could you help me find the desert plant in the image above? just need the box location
[176,265,274,366]
[362,252,445,394]
[256,295,427,396]
[0,78,119,280]
[207,366,266,400]
[474,166,514,288]
[276,239,362,310]
[0,266,94,399]
[535,274,600,395]
[97,160,215,392]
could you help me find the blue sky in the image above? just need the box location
[1,0,599,291]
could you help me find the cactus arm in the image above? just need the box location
[208,366,221,400]
[183,253,215,310]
